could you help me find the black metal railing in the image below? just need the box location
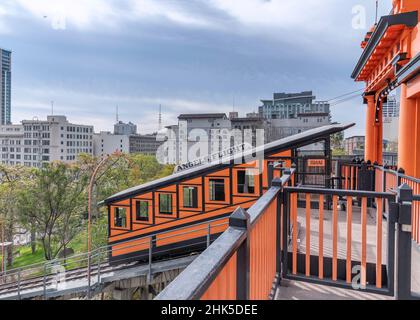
[155,168,296,300]
[0,217,229,300]
[156,164,419,300]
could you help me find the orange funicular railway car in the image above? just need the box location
[103,123,353,265]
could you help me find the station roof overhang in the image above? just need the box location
[396,52,420,84]
[103,122,354,204]
[351,11,418,82]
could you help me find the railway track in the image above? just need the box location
[0,218,226,299]
[0,261,139,298]
[0,250,201,299]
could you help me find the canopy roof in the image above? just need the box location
[352,11,418,82]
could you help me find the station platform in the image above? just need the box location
[275,206,420,300]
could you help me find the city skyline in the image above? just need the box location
[0,1,392,136]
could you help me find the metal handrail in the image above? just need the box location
[2,215,229,276]
[283,186,396,199]
[0,216,230,297]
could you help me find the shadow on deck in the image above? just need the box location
[276,205,420,300]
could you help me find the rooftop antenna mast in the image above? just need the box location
[158,104,162,131]
[375,0,379,25]
[116,105,119,123]
[51,101,54,115]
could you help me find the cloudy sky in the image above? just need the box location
[0,0,392,136]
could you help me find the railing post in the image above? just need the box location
[382,168,387,216]
[272,177,283,282]
[87,251,91,299]
[373,161,378,192]
[17,269,21,300]
[43,263,47,300]
[395,183,413,300]
[397,168,405,187]
[206,224,211,248]
[282,182,290,278]
[356,161,368,206]
[291,163,297,187]
[267,163,274,188]
[381,166,386,193]
[359,161,367,190]
[148,236,153,284]
[351,159,357,191]
[229,207,250,300]
[97,250,101,285]
[325,137,331,189]
[387,201,397,296]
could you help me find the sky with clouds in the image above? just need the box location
[0,0,393,136]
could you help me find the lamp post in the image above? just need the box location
[86,155,109,299]
[1,219,4,277]
[86,152,125,299]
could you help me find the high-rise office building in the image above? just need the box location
[383,95,400,143]
[383,95,399,118]
[93,120,163,158]
[0,48,12,125]
[258,91,330,120]
[21,115,94,167]
[0,115,94,167]
[114,121,137,135]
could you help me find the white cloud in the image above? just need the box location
[209,0,337,33]
[129,0,216,29]
[0,1,15,34]
[8,0,343,36]
[15,0,120,30]
[11,0,218,31]
[12,86,240,133]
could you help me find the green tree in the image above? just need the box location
[79,153,174,249]
[18,162,89,260]
[0,165,34,266]
[331,132,344,150]
[7,153,175,266]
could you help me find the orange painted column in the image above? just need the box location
[415,98,420,178]
[398,84,417,176]
[364,95,376,162]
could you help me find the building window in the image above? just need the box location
[114,207,127,228]
[209,179,225,202]
[135,201,149,221]
[183,186,198,208]
[159,194,172,214]
[237,170,255,194]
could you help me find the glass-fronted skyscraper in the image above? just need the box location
[0,48,11,125]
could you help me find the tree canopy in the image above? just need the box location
[0,153,174,266]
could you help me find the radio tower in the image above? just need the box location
[158,104,162,131]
